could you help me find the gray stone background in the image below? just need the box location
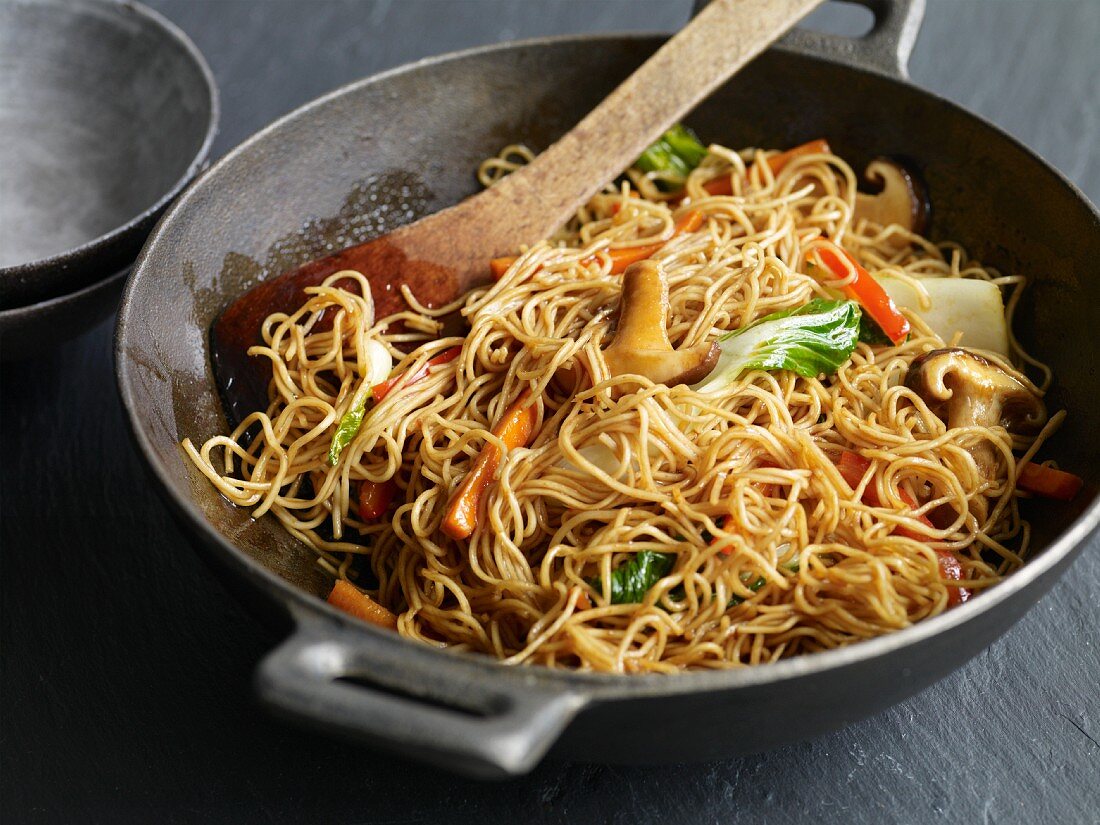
[2,1,1097,823]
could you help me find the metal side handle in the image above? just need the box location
[255,619,586,779]
[694,0,926,79]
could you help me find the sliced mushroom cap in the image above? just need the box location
[602,260,719,387]
[853,158,929,235]
[905,347,1046,476]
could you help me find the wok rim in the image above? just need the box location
[116,30,1100,700]
[0,0,220,284]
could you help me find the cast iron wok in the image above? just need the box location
[115,0,1100,779]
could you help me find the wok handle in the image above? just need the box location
[693,0,925,79]
[255,618,586,779]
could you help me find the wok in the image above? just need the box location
[115,0,1100,779]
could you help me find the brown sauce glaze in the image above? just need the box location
[210,235,462,428]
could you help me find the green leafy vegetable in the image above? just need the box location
[635,125,708,186]
[728,575,767,607]
[669,572,769,608]
[692,298,862,394]
[328,401,367,466]
[326,341,394,466]
[807,261,894,346]
[858,310,895,346]
[591,550,676,604]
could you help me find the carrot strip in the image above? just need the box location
[811,241,910,345]
[371,346,462,402]
[488,210,705,281]
[689,139,834,201]
[700,176,733,198]
[835,450,970,605]
[489,257,515,279]
[764,138,832,175]
[605,210,705,274]
[488,258,512,281]
[358,479,396,520]
[327,579,399,629]
[442,388,539,540]
[1017,462,1083,501]
[609,188,640,215]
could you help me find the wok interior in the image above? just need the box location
[121,40,1100,613]
[0,0,213,269]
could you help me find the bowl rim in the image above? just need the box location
[0,0,220,281]
[0,264,129,322]
[116,31,1100,699]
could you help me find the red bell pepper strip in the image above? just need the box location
[835,450,970,606]
[935,552,970,607]
[810,242,910,345]
[1017,462,1083,501]
[836,451,933,540]
[371,346,462,402]
[358,479,396,520]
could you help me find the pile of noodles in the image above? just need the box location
[184,141,1063,673]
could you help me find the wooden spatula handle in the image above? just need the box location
[211,0,822,423]
[459,0,822,251]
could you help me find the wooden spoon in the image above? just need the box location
[212,0,822,423]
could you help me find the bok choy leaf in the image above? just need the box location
[635,125,708,187]
[327,340,393,465]
[692,298,861,394]
[590,550,676,604]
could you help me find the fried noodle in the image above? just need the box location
[184,142,1059,673]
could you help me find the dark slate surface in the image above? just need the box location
[2,1,1098,822]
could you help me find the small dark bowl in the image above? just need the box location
[0,266,128,361]
[0,0,218,308]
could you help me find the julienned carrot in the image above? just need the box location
[1017,462,1084,501]
[696,139,833,199]
[371,346,462,402]
[811,241,910,345]
[442,388,539,540]
[835,450,970,605]
[358,479,396,520]
[489,257,514,279]
[605,210,704,274]
[488,210,705,281]
[327,579,399,629]
[764,138,832,175]
[699,176,734,198]
[609,188,640,215]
